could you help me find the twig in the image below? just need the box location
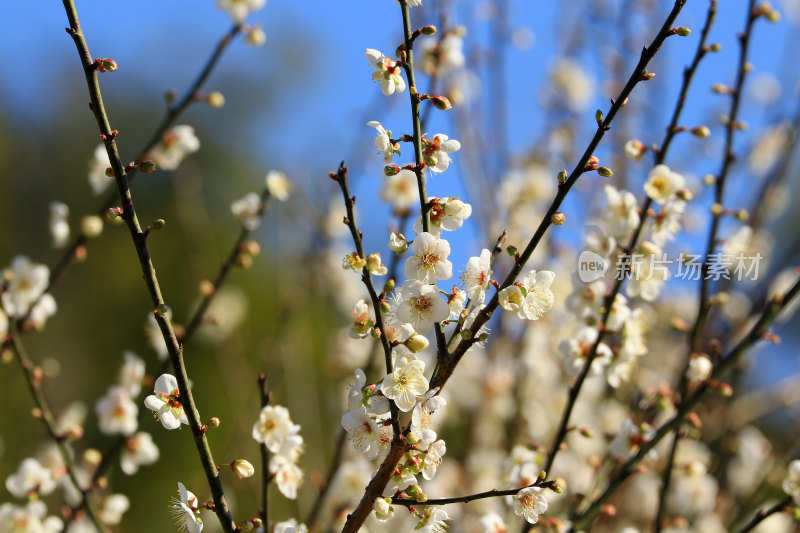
[391,479,555,507]
[61,2,235,531]
[734,496,792,533]
[570,274,800,531]
[8,325,106,532]
[330,162,401,437]
[258,373,271,526]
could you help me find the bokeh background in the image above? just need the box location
[1,0,799,531]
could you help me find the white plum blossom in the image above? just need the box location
[423,134,461,173]
[388,232,408,253]
[411,388,446,438]
[87,143,112,195]
[605,294,631,332]
[252,405,300,453]
[366,49,406,96]
[349,299,372,339]
[169,482,203,533]
[367,121,396,163]
[498,270,555,320]
[417,508,451,532]
[782,459,800,505]
[550,58,594,111]
[647,200,686,246]
[271,455,304,499]
[1,256,50,318]
[644,164,684,204]
[414,197,472,235]
[447,287,467,319]
[99,494,130,525]
[507,445,543,487]
[603,185,640,240]
[28,293,57,330]
[231,192,262,230]
[585,224,617,258]
[404,232,453,282]
[380,169,418,211]
[5,458,57,498]
[81,215,103,238]
[479,512,508,533]
[265,170,291,201]
[420,33,465,76]
[144,374,189,430]
[0,501,63,533]
[381,357,429,412]
[147,125,200,171]
[49,202,70,249]
[609,419,656,459]
[119,351,145,396]
[120,431,160,475]
[687,355,713,382]
[566,277,606,319]
[624,139,646,160]
[216,0,265,23]
[461,249,491,303]
[96,386,138,435]
[397,279,449,334]
[559,326,613,377]
[273,519,308,533]
[341,408,381,459]
[513,487,548,524]
[422,437,446,480]
[626,241,668,302]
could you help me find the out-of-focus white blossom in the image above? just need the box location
[644,164,684,204]
[1,256,50,318]
[5,458,57,498]
[381,169,418,211]
[96,386,138,435]
[49,202,70,248]
[231,192,262,230]
[216,0,266,22]
[266,170,291,201]
[120,431,160,475]
[550,58,594,111]
[147,125,200,171]
[87,144,112,195]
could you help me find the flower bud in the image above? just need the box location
[675,26,691,37]
[405,334,429,353]
[557,170,568,184]
[231,459,255,479]
[691,125,710,138]
[430,95,452,110]
[246,27,266,46]
[156,304,170,317]
[595,109,604,124]
[384,165,401,176]
[236,253,254,269]
[551,212,566,225]
[675,188,693,201]
[702,174,716,186]
[96,58,117,72]
[207,91,225,108]
[584,156,599,171]
[81,215,104,238]
[712,83,730,94]
[422,25,437,35]
[597,166,614,177]
[105,166,114,178]
[84,448,103,467]
[709,42,721,52]
[736,209,749,222]
[710,203,724,216]
[506,245,517,256]
[152,218,166,230]
[139,160,157,173]
[209,417,221,428]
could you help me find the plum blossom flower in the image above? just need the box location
[147,125,200,171]
[367,121,397,163]
[411,388,446,438]
[422,134,461,173]
[686,355,713,382]
[0,501,63,533]
[559,327,612,376]
[644,164,684,204]
[341,408,381,459]
[479,512,508,533]
[120,432,160,475]
[422,437,446,480]
[144,374,189,430]
[626,241,668,302]
[603,185,640,240]
[216,0,265,22]
[271,456,304,499]
[404,232,453,282]
[366,49,406,96]
[414,197,472,236]
[550,58,594,111]
[623,139,646,160]
[388,232,408,253]
[231,192,262,230]
[119,351,145,397]
[99,494,130,525]
[513,487,548,524]
[266,170,291,201]
[782,459,800,505]
[382,357,429,412]
[397,279,449,334]
[252,405,300,452]
[49,202,69,249]
[380,169,418,211]
[5,458,57,498]
[1,256,50,318]
[609,419,656,459]
[273,519,308,533]
[87,143,112,195]
[461,249,492,303]
[96,386,138,435]
[417,508,451,532]
[231,459,255,479]
[349,299,372,339]
[169,482,203,533]
[499,270,556,320]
